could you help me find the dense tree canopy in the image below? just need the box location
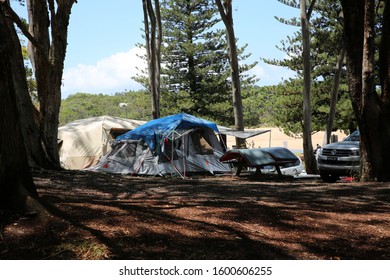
[59,91,151,125]
[59,88,271,128]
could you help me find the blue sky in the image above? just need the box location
[13,0,300,98]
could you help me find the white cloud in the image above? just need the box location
[62,49,297,99]
[246,64,270,81]
[62,47,146,98]
[246,62,296,86]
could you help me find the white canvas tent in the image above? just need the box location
[58,116,145,170]
[88,113,231,177]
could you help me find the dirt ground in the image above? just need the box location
[1,170,390,260]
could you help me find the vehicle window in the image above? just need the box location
[344,130,360,142]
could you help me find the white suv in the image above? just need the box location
[316,130,360,182]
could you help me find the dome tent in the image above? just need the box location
[88,113,231,177]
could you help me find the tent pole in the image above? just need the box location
[171,132,174,171]
[183,132,186,177]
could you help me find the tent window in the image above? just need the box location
[114,142,137,158]
[191,130,213,155]
[159,138,179,162]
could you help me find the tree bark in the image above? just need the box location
[372,0,390,181]
[359,0,378,180]
[340,0,390,181]
[381,0,390,101]
[216,0,246,148]
[0,5,42,215]
[0,0,51,169]
[27,0,76,168]
[300,0,317,173]
[324,47,346,145]
[142,0,161,119]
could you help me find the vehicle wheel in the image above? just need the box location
[320,173,339,183]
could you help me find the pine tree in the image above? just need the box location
[159,0,256,126]
[263,0,355,134]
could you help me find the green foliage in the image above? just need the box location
[132,0,258,126]
[241,85,275,128]
[263,0,356,134]
[58,81,356,134]
[59,91,152,125]
[274,16,300,27]
[264,79,355,137]
[265,80,304,136]
[159,0,232,123]
[59,84,279,128]
[277,0,299,9]
[21,46,37,103]
[265,0,345,79]
[56,241,108,260]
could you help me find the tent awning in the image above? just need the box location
[217,126,271,139]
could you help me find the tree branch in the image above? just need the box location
[215,0,228,26]
[307,0,317,19]
[0,0,40,47]
[277,0,299,8]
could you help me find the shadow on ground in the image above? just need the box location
[1,170,390,259]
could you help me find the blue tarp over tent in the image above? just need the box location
[116,113,220,150]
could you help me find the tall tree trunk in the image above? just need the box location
[142,0,161,119]
[368,0,390,182]
[381,0,390,101]
[341,0,390,181]
[360,0,378,180]
[0,0,51,169]
[324,47,346,145]
[155,0,162,117]
[216,0,246,149]
[0,5,43,215]
[27,0,76,168]
[300,0,317,173]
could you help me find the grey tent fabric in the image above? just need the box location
[88,114,231,176]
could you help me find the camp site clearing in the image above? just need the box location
[2,170,390,260]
